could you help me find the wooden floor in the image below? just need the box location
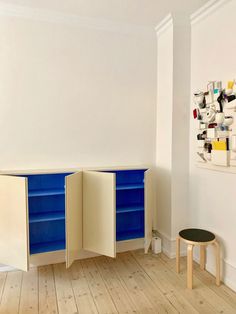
[0,251,236,314]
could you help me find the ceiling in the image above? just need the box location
[0,0,208,26]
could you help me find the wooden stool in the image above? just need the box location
[176,228,220,289]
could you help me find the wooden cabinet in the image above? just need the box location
[83,171,116,258]
[83,169,153,257]
[0,175,29,271]
[0,167,153,271]
[0,171,83,271]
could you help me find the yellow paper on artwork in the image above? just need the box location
[212,141,227,151]
[227,81,234,89]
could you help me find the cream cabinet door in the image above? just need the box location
[83,171,116,258]
[0,175,29,271]
[144,169,153,253]
[65,171,83,268]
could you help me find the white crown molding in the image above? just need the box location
[0,2,153,35]
[191,0,232,26]
[155,13,173,37]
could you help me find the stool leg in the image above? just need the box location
[176,237,180,273]
[214,241,220,286]
[187,244,194,289]
[200,245,206,270]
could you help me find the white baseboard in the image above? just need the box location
[0,238,144,271]
[156,230,186,258]
[0,265,16,272]
[158,234,236,293]
[156,230,236,292]
[222,260,236,292]
[194,252,236,292]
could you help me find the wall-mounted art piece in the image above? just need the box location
[193,80,236,171]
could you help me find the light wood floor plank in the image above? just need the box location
[0,271,23,314]
[53,263,78,314]
[19,267,38,314]
[81,258,118,314]
[133,250,217,314]
[107,253,157,313]
[95,255,137,314]
[69,260,98,314]
[39,265,58,314]
[119,252,185,314]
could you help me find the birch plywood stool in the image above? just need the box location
[176,228,220,289]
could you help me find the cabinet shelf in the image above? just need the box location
[30,240,65,254]
[29,211,65,223]
[28,189,65,197]
[116,229,144,241]
[116,204,144,214]
[116,183,144,191]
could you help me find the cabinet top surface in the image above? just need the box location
[0,165,150,175]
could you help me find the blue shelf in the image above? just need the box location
[116,183,144,191]
[25,173,68,255]
[28,189,65,197]
[30,240,65,254]
[117,230,144,241]
[29,211,65,223]
[116,204,144,214]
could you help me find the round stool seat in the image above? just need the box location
[179,228,215,244]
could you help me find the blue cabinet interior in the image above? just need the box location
[17,169,146,255]
[105,169,146,241]
[25,173,72,255]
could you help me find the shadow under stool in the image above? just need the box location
[176,228,220,289]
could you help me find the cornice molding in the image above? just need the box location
[0,2,153,35]
[155,13,173,37]
[191,0,231,25]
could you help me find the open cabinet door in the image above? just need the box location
[65,171,83,268]
[83,171,116,258]
[144,169,153,253]
[0,175,29,271]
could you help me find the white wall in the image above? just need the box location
[171,15,191,237]
[190,0,236,290]
[156,20,173,237]
[0,12,156,170]
[155,15,191,256]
